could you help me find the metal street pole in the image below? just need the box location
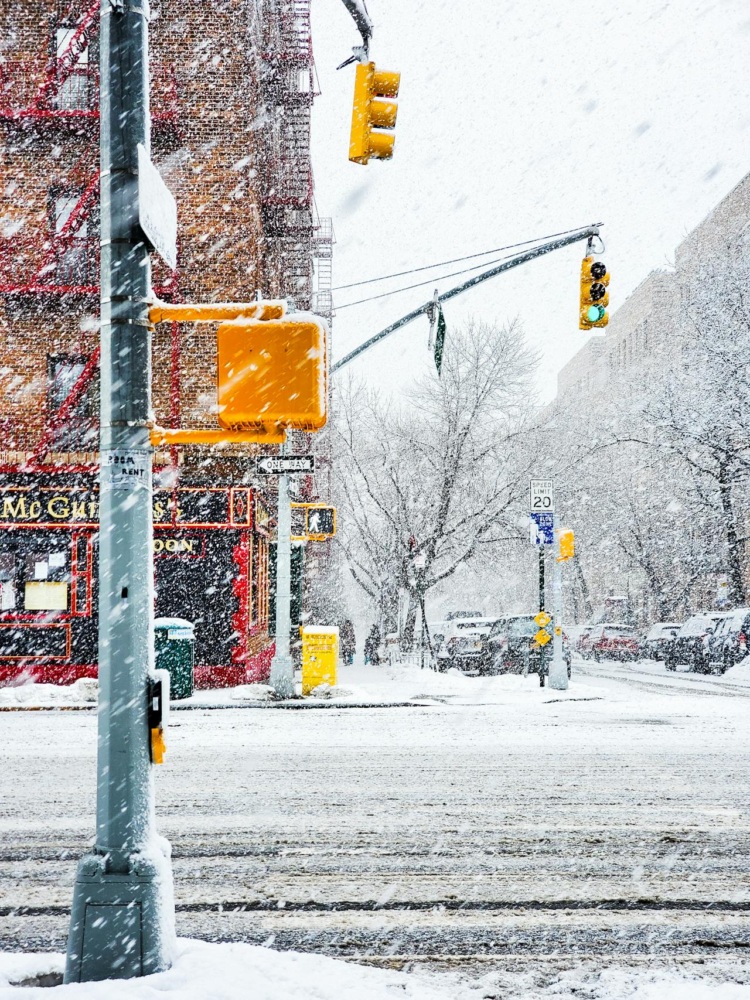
[65,0,174,983]
[270,443,295,698]
[549,515,569,690]
[538,546,545,613]
[538,545,548,687]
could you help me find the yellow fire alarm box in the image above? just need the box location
[217,317,328,431]
[301,626,338,695]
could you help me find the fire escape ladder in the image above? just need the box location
[32,0,100,110]
[29,345,101,465]
[259,0,315,305]
[313,217,334,325]
[34,169,100,284]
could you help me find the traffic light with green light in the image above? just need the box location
[579,256,610,329]
[349,61,400,164]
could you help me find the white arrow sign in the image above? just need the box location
[256,455,315,475]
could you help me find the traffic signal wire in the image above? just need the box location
[335,251,525,310]
[331,225,600,295]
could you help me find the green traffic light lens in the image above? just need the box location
[586,305,604,323]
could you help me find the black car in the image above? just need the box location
[485,614,572,678]
[642,622,681,661]
[438,617,498,673]
[665,612,729,672]
[707,607,750,674]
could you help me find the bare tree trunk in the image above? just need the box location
[718,461,745,605]
[401,595,419,651]
[573,552,594,621]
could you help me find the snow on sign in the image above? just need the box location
[529,478,554,512]
[256,455,315,475]
[137,144,177,269]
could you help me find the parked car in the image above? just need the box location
[665,612,729,672]
[706,607,750,674]
[485,614,571,678]
[428,620,451,649]
[575,625,597,657]
[583,623,640,662]
[642,622,682,661]
[437,616,498,673]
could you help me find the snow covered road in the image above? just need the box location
[2,660,750,970]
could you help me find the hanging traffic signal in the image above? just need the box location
[349,61,400,164]
[579,256,610,329]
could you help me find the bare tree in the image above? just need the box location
[334,319,538,644]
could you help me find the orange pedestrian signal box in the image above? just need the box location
[557,528,575,562]
[217,317,328,432]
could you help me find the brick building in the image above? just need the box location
[0,0,332,685]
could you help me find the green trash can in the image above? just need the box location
[154,617,195,700]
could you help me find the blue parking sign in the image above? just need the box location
[530,511,554,545]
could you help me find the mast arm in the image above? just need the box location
[331,224,602,374]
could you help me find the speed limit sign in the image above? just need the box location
[529,479,554,513]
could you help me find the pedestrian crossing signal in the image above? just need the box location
[306,506,336,539]
[217,317,328,431]
[579,256,610,329]
[557,528,575,562]
[291,503,337,541]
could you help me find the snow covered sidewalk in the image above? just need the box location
[2,942,750,998]
[0,662,595,711]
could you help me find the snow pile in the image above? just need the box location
[725,655,750,684]
[229,684,275,702]
[0,940,453,999]
[0,677,97,708]
[323,661,593,706]
[1,945,750,998]
[466,961,750,999]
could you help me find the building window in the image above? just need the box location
[23,548,70,611]
[46,354,99,452]
[55,24,93,111]
[49,188,94,286]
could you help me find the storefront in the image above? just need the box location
[0,477,273,687]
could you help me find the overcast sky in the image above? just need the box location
[309,0,750,403]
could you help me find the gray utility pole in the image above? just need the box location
[270,442,295,699]
[65,0,175,983]
[548,515,569,691]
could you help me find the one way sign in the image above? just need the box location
[256,455,315,475]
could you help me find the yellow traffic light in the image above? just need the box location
[217,317,328,432]
[557,528,575,562]
[579,256,610,329]
[349,61,400,164]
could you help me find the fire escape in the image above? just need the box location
[0,1,178,467]
[312,216,335,328]
[259,0,318,308]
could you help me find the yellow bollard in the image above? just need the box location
[301,626,339,695]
